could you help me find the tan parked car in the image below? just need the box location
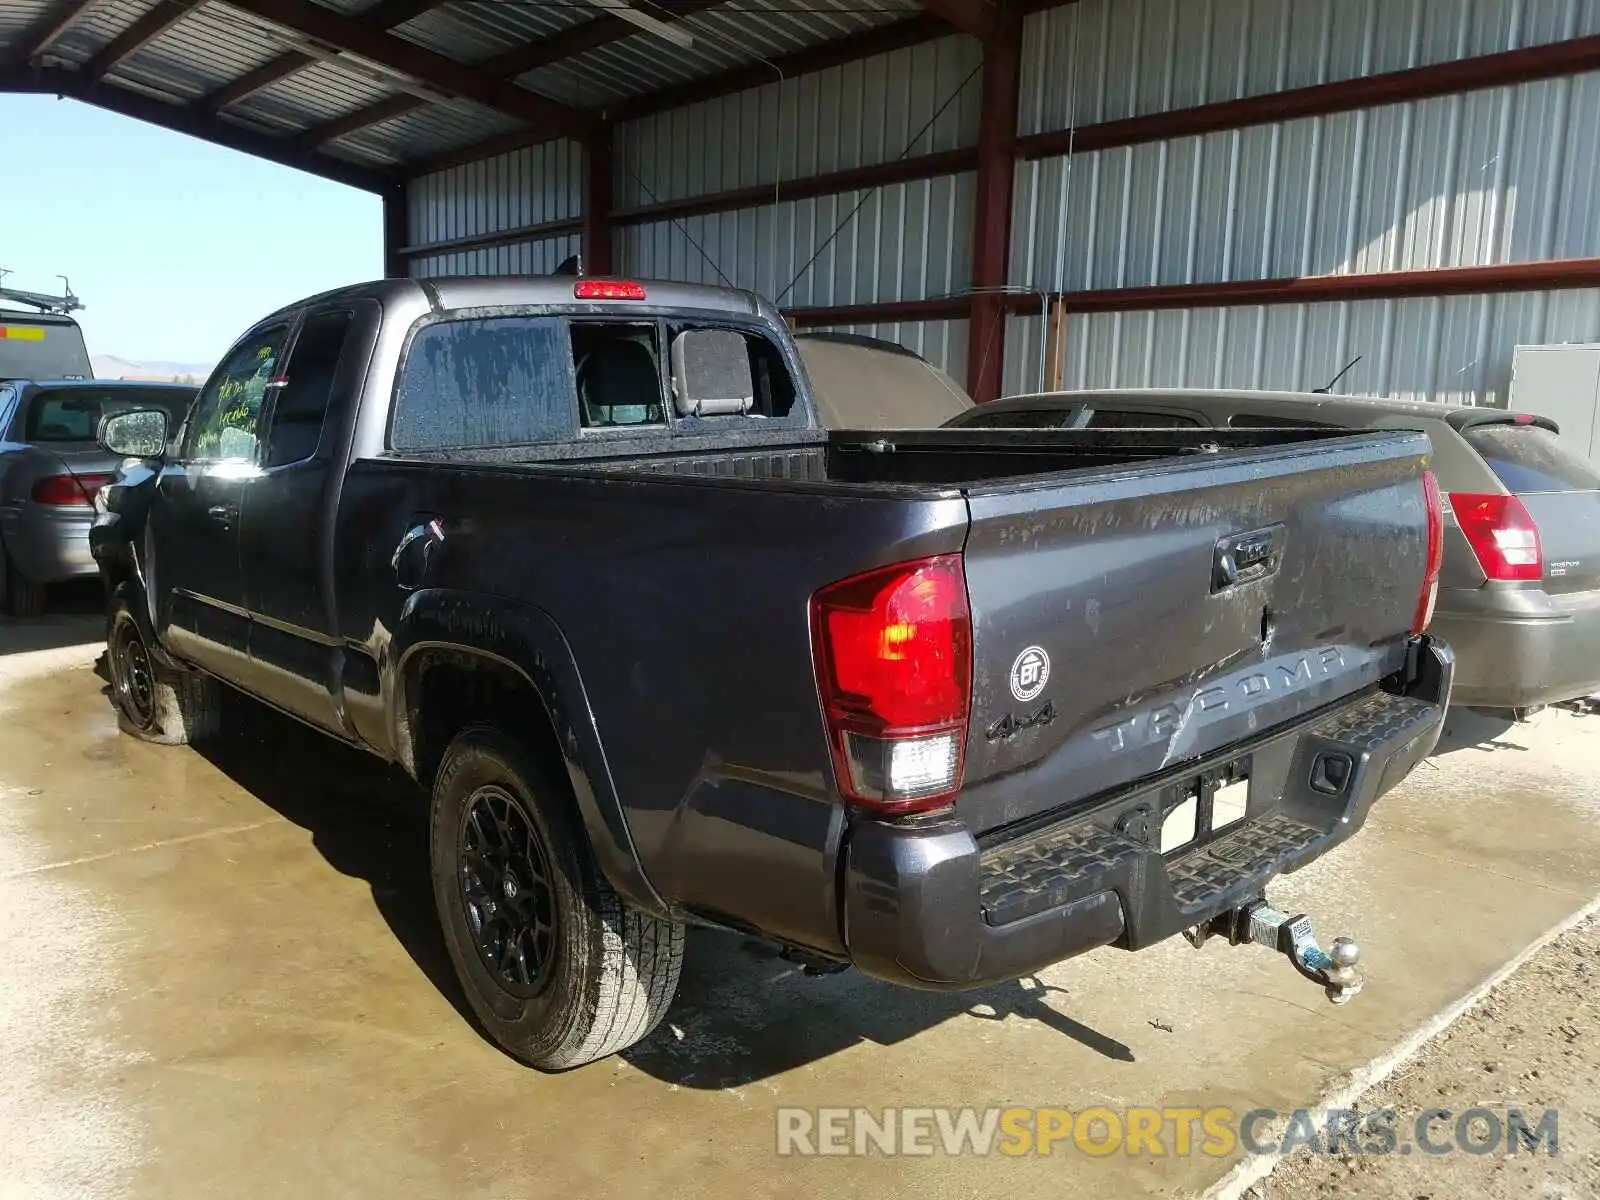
[948,388,1600,714]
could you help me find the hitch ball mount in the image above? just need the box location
[1185,898,1363,1004]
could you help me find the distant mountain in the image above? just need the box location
[92,354,213,383]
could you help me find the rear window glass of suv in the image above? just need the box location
[1229,413,1334,429]
[1085,408,1202,428]
[947,406,1081,429]
[24,387,191,442]
[392,315,576,451]
[1462,423,1600,493]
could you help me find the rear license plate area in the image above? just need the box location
[1161,761,1251,855]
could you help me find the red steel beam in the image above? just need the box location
[1018,32,1600,161]
[83,0,201,82]
[221,0,588,134]
[583,122,615,275]
[782,260,1600,329]
[383,183,409,278]
[918,0,995,40]
[966,1,1021,403]
[198,53,316,113]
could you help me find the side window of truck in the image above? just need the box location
[668,325,797,421]
[392,315,576,451]
[263,310,354,467]
[185,326,289,462]
[571,321,665,430]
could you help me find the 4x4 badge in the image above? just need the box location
[1009,645,1050,702]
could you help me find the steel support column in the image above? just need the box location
[583,122,615,276]
[383,184,409,279]
[966,1,1020,403]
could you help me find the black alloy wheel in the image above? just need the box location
[458,784,558,997]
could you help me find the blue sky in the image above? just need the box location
[0,95,380,367]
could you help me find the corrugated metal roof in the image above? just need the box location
[2,0,949,176]
[521,0,920,106]
[338,100,524,163]
[41,0,163,68]
[230,57,400,132]
[0,0,55,40]
[393,0,590,64]
[107,5,284,100]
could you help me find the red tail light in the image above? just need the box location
[31,472,113,507]
[574,279,647,300]
[810,554,971,813]
[1412,471,1444,634]
[1450,491,1541,583]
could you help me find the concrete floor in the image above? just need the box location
[3,614,1599,1199]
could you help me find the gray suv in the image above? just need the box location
[948,388,1600,712]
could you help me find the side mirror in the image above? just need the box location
[671,329,755,417]
[98,408,170,458]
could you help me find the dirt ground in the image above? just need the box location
[1247,912,1600,1200]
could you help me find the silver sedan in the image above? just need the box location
[0,380,195,616]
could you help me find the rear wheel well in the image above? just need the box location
[403,649,563,790]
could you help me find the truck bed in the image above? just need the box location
[421,425,1368,492]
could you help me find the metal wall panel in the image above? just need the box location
[616,34,981,206]
[410,235,583,280]
[617,174,974,308]
[1012,71,1600,292]
[1002,288,1600,406]
[1019,0,1600,137]
[407,139,583,251]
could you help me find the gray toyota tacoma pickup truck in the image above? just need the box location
[91,276,1452,1069]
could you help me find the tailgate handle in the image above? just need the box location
[1213,523,1286,593]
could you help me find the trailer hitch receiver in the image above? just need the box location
[1185,898,1363,1004]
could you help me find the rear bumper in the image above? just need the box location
[1433,591,1600,708]
[841,636,1453,989]
[0,504,97,583]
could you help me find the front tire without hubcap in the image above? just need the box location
[430,726,684,1069]
[107,600,222,745]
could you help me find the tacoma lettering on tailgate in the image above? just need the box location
[1091,647,1347,754]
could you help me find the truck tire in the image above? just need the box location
[430,726,684,1069]
[107,602,222,745]
[1,548,46,618]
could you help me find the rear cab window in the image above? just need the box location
[1462,423,1600,493]
[390,311,807,452]
[0,315,91,381]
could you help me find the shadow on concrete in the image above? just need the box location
[0,582,104,657]
[189,693,480,1033]
[182,689,1131,1085]
[622,928,1131,1089]
[1434,707,1522,757]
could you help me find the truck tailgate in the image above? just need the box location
[959,430,1433,836]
